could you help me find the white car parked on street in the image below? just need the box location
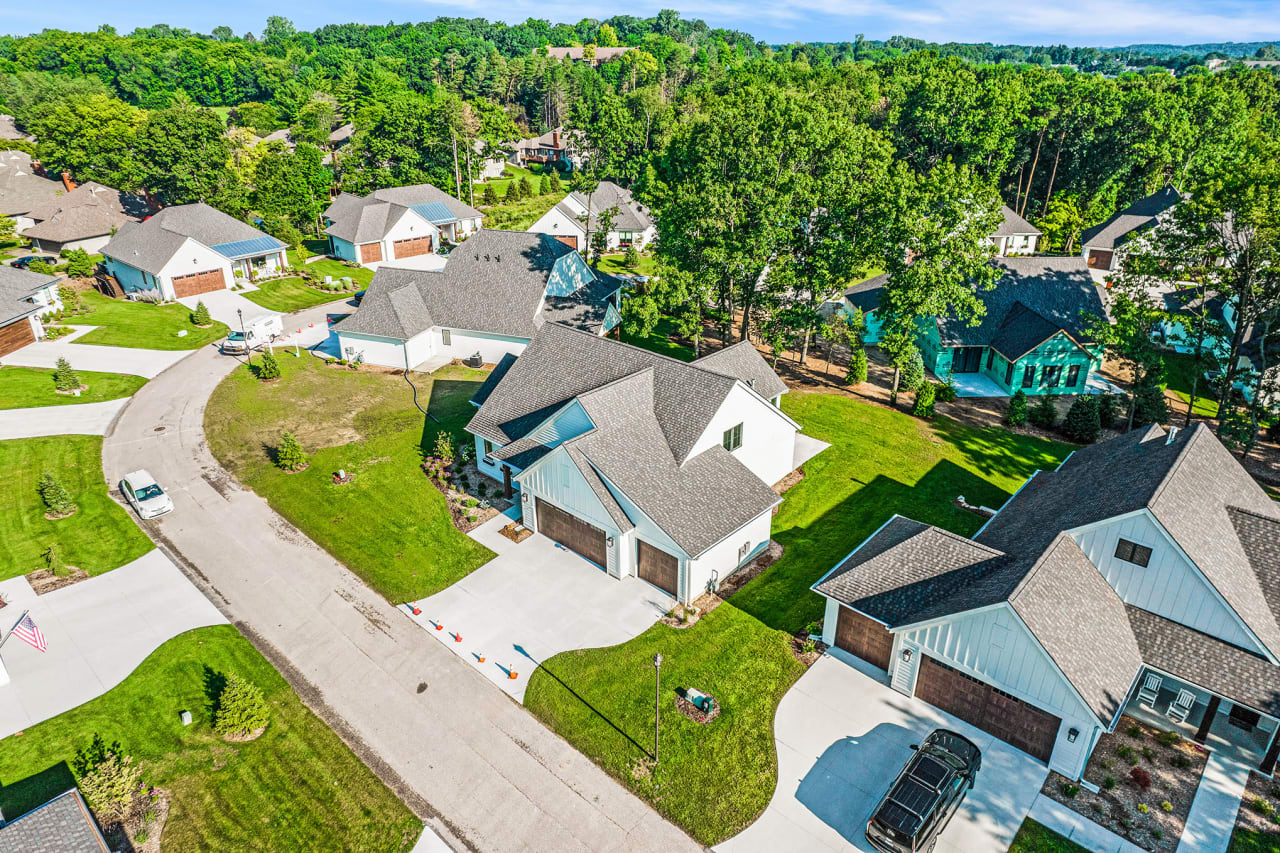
[121,469,175,519]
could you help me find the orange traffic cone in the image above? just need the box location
[454,632,463,643]
[508,667,519,680]
[478,653,486,663]
[434,622,443,631]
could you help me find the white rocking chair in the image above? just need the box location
[1136,673,1162,709]
[1167,689,1196,724]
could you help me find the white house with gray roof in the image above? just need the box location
[813,423,1280,781]
[0,264,61,357]
[1081,186,1182,273]
[527,181,655,252]
[323,184,483,268]
[332,229,624,369]
[101,203,287,300]
[988,204,1041,256]
[466,323,816,603]
[0,150,63,233]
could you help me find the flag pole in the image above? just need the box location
[0,608,30,651]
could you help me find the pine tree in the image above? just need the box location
[912,383,937,419]
[257,350,281,381]
[1007,390,1029,426]
[214,672,270,737]
[503,181,518,202]
[518,176,534,199]
[39,471,77,516]
[276,432,308,471]
[1097,394,1120,428]
[53,357,81,392]
[1063,396,1101,443]
[549,171,564,194]
[1030,394,1059,428]
[846,347,868,386]
[623,244,640,270]
[1132,380,1170,427]
[192,300,212,326]
[898,349,925,394]
[539,174,551,195]
[482,184,498,206]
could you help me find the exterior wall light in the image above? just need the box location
[1067,728,1080,743]
[901,648,913,662]
[606,536,615,548]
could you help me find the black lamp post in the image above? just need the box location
[237,308,252,367]
[653,653,662,765]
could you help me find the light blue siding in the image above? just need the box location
[603,303,622,333]
[329,236,358,263]
[547,252,595,296]
[522,400,595,449]
[104,258,158,295]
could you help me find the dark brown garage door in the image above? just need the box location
[552,235,579,250]
[360,242,383,264]
[834,605,894,671]
[171,268,227,298]
[915,655,1061,763]
[536,499,607,567]
[637,540,679,596]
[392,236,433,259]
[1087,249,1113,270]
[0,318,35,356]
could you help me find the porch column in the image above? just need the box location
[1261,730,1280,775]
[1194,695,1221,744]
[502,465,513,499]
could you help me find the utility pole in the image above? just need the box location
[452,132,462,201]
[237,308,253,367]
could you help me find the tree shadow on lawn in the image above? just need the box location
[729,460,1030,636]
[931,416,1070,483]
[0,760,76,821]
[202,664,227,721]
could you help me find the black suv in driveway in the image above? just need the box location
[865,729,982,853]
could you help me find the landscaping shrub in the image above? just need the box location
[1132,379,1169,428]
[257,350,281,381]
[213,672,270,737]
[1103,775,1117,790]
[44,543,69,577]
[276,432,309,472]
[482,184,498,206]
[1141,746,1155,761]
[1137,803,1149,814]
[1130,766,1152,790]
[623,244,640,270]
[898,349,925,394]
[53,356,81,392]
[1155,730,1181,747]
[58,283,85,314]
[1007,389,1028,426]
[912,383,936,419]
[73,734,142,823]
[1063,396,1101,443]
[1029,394,1058,428]
[503,181,518,202]
[62,248,95,278]
[936,380,957,403]
[539,175,551,195]
[27,259,54,275]
[1172,754,1192,769]
[1254,798,1276,816]
[191,300,212,326]
[39,471,77,516]
[1160,801,1173,812]
[434,432,456,465]
[518,176,534,199]
[846,347,868,386]
[1060,782,1080,798]
[1097,393,1120,428]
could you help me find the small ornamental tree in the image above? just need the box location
[623,244,640,270]
[846,347,868,386]
[62,248,94,278]
[39,471,77,516]
[191,300,212,326]
[912,382,937,419]
[539,174,551,195]
[482,184,498,206]
[276,432,308,472]
[898,348,925,395]
[214,672,270,738]
[58,283,84,314]
[73,734,142,824]
[257,350,281,381]
[1063,396,1102,443]
[53,357,81,392]
[44,543,69,577]
[434,431,456,465]
[1007,389,1029,426]
[1030,394,1059,428]
[518,176,534,199]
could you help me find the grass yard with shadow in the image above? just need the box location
[0,625,421,852]
[73,291,228,350]
[621,317,696,362]
[243,277,356,313]
[0,365,146,409]
[524,391,1070,845]
[204,354,494,603]
[1162,351,1220,419]
[290,245,374,288]
[0,435,153,580]
[1009,819,1092,852]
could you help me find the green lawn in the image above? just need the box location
[290,245,374,288]
[72,291,229,350]
[1162,351,1220,419]
[243,277,355,313]
[1009,819,1092,852]
[477,163,560,199]
[204,354,494,603]
[524,393,1070,844]
[0,625,421,852]
[0,436,153,579]
[596,252,658,277]
[0,365,146,409]
[621,317,696,362]
[479,193,560,231]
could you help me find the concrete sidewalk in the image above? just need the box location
[1176,751,1251,853]
[0,398,129,438]
[5,337,191,378]
[0,549,227,738]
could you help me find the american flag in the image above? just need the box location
[10,612,47,652]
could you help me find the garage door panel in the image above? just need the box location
[536,499,607,567]
[834,606,894,671]
[915,656,1060,763]
[392,236,432,259]
[637,540,678,596]
[0,319,35,356]
[172,268,227,298]
[360,242,383,264]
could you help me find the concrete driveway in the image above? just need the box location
[177,288,271,328]
[717,652,1048,853]
[0,398,129,438]
[411,508,674,702]
[0,549,227,738]
[4,327,190,378]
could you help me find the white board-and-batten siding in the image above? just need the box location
[518,445,624,571]
[1070,511,1263,654]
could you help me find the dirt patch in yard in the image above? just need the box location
[714,541,784,599]
[25,566,90,594]
[1232,770,1280,846]
[1043,715,1208,851]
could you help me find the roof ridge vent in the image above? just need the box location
[1166,425,1179,445]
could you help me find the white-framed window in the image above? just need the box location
[442,329,452,346]
[722,423,743,452]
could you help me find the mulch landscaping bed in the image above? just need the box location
[1043,715,1208,852]
[25,566,89,594]
[422,459,513,534]
[1232,770,1280,848]
[713,540,784,599]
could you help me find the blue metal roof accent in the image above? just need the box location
[410,201,459,225]
[210,235,287,260]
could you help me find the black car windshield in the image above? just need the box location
[135,484,164,500]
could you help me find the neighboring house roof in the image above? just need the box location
[323,184,482,244]
[1164,289,1280,375]
[471,323,787,556]
[512,127,572,152]
[543,46,634,61]
[1081,186,1182,251]
[333,230,617,342]
[0,113,34,142]
[0,263,58,325]
[101,203,285,274]
[0,150,63,217]
[328,122,355,144]
[0,789,110,852]
[992,204,1041,237]
[843,274,889,313]
[22,181,148,244]
[566,181,654,234]
[693,341,789,399]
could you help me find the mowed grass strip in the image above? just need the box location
[73,290,228,350]
[243,277,356,313]
[0,625,422,852]
[0,365,146,409]
[1009,819,1093,853]
[204,354,493,602]
[290,244,374,287]
[525,392,1071,844]
[0,435,153,580]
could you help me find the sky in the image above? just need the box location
[3,0,1280,48]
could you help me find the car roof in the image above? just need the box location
[874,746,964,838]
[124,470,158,488]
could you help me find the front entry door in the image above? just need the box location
[951,347,983,374]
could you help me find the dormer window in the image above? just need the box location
[1115,538,1152,567]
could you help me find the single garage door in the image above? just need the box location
[536,499,608,568]
[171,268,227,298]
[637,540,679,596]
[834,605,894,671]
[1087,249,1113,270]
[0,319,35,357]
[392,236,432,259]
[360,242,384,264]
[915,655,1061,763]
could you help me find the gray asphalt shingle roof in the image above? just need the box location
[992,204,1042,237]
[22,181,148,243]
[1081,186,1181,251]
[0,789,110,852]
[694,342,789,400]
[0,263,58,325]
[567,181,653,233]
[100,203,283,274]
[0,150,62,216]
[324,185,483,244]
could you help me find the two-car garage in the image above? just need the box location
[533,498,681,598]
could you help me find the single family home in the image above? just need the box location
[1162,289,1280,408]
[332,229,624,369]
[22,180,149,254]
[1081,186,1181,273]
[100,203,287,300]
[0,264,61,356]
[323,184,483,267]
[842,257,1108,396]
[988,205,1041,256]
[814,423,1280,780]
[466,322,813,602]
[542,46,635,67]
[0,150,63,233]
[507,128,577,169]
[0,788,110,851]
[528,180,656,252]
